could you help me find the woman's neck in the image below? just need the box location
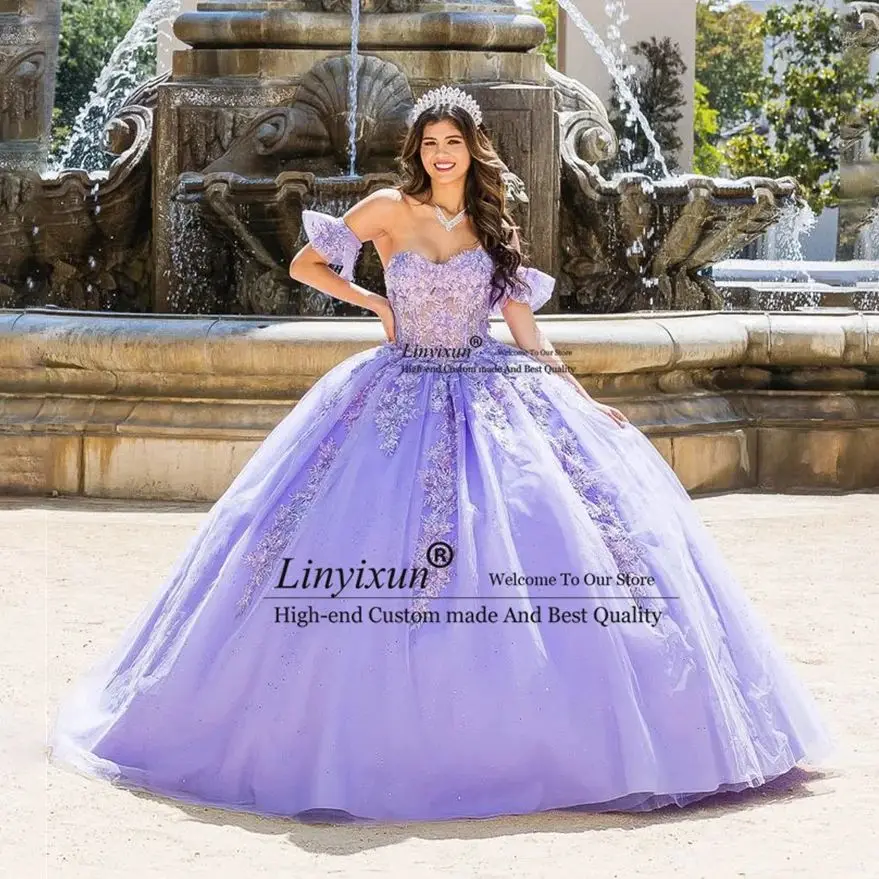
[427,181,466,215]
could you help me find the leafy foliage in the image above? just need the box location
[696,0,764,131]
[610,36,687,174]
[52,0,146,153]
[533,0,558,68]
[693,80,723,176]
[717,1,879,213]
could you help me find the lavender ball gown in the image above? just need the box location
[48,209,833,823]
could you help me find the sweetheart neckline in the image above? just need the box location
[385,244,485,272]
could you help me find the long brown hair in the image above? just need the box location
[394,104,530,310]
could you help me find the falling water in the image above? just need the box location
[346,0,362,177]
[761,202,817,307]
[863,204,879,265]
[168,200,215,313]
[553,0,670,177]
[51,0,181,171]
[603,0,638,170]
[603,0,630,66]
[768,202,817,266]
[757,202,820,309]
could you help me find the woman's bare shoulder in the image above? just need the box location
[341,187,404,242]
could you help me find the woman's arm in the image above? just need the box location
[289,190,396,320]
[501,230,627,426]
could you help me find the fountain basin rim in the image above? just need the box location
[714,259,879,286]
[2,168,112,185]
[173,169,799,209]
[5,307,877,321]
[4,312,879,390]
[591,172,799,203]
[5,307,878,499]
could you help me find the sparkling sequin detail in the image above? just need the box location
[375,371,424,453]
[301,209,363,281]
[409,385,458,622]
[236,380,372,613]
[509,374,654,602]
[469,376,517,452]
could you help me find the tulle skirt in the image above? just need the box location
[48,338,834,822]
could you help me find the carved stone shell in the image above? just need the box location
[295,54,413,156]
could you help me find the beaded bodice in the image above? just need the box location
[301,209,555,348]
[227,210,663,626]
[384,247,498,347]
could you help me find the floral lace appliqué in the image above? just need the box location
[235,380,372,613]
[374,370,423,454]
[409,383,459,624]
[511,374,654,602]
[385,249,494,348]
[300,209,363,281]
[469,376,517,452]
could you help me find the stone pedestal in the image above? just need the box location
[0,0,61,171]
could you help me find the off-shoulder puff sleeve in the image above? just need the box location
[489,265,556,318]
[300,209,363,281]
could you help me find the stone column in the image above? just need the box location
[154,0,554,312]
[0,0,61,171]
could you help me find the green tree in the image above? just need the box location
[696,0,764,131]
[610,36,687,174]
[534,0,557,68]
[52,0,146,153]
[724,1,879,213]
[693,79,723,176]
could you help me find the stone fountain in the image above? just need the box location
[1,0,801,315]
[0,0,155,311]
[1,2,877,502]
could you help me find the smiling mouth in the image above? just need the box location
[435,163,455,170]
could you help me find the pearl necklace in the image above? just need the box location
[432,201,466,232]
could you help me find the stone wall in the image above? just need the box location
[0,310,877,500]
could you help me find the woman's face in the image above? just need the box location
[419,119,471,186]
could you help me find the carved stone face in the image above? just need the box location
[419,119,472,187]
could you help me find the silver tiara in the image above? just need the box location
[406,85,484,128]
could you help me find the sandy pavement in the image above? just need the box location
[2,492,876,879]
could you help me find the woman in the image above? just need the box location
[48,86,833,823]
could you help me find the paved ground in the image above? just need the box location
[2,492,876,878]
